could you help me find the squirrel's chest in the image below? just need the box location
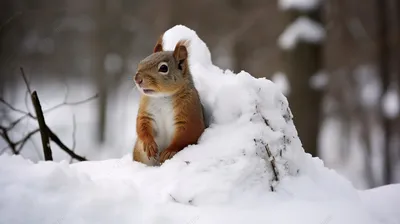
[146,97,175,151]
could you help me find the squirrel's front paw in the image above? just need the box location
[159,149,177,164]
[143,140,158,159]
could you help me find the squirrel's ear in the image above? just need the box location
[153,35,163,53]
[173,40,189,62]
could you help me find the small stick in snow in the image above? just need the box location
[21,67,53,160]
[31,91,53,161]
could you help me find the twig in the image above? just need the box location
[31,91,53,161]
[0,67,89,162]
[254,138,280,186]
[16,129,40,153]
[0,126,39,154]
[43,94,99,113]
[20,67,32,94]
[263,140,280,183]
[5,114,31,131]
[252,106,281,191]
[0,127,17,154]
[71,114,77,150]
[0,98,34,118]
[46,125,87,161]
[69,114,77,163]
[20,67,52,160]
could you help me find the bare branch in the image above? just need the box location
[71,114,76,150]
[47,125,87,161]
[0,127,17,154]
[0,67,90,162]
[253,105,281,191]
[254,138,280,191]
[20,67,32,95]
[16,129,40,153]
[0,98,34,118]
[5,114,31,131]
[43,94,99,113]
[20,67,52,160]
[69,114,77,163]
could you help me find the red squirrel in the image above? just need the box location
[132,36,205,166]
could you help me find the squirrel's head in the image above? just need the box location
[134,37,191,97]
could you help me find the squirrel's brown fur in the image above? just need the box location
[132,36,205,166]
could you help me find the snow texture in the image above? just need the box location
[0,25,399,224]
[278,0,323,11]
[278,17,325,50]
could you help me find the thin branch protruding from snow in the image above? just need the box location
[30,91,53,161]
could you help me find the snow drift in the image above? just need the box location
[0,25,399,224]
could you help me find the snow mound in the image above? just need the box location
[0,25,396,224]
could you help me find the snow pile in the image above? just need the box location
[0,25,399,224]
[278,17,325,50]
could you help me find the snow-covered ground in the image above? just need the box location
[1,25,400,224]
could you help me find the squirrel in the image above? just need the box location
[132,36,206,166]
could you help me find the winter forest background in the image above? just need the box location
[0,0,399,190]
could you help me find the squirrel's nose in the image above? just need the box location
[134,74,143,85]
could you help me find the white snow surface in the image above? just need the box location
[0,25,399,224]
[278,17,325,50]
[278,0,323,11]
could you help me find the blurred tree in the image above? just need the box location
[376,0,393,184]
[281,7,324,157]
[92,0,108,143]
[92,0,133,143]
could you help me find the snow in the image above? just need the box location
[382,86,399,119]
[354,64,381,108]
[310,71,328,90]
[278,17,325,50]
[360,184,400,224]
[271,72,290,96]
[278,0,323,11]
[1,25,399,224]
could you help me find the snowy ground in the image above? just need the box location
[1,25,400,224]
[2,154,399,224]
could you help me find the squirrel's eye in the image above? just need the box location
[158,62,169,74]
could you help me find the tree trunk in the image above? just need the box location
[282,10,323,157]
[376,0,392,184]
[92,0,108,143]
